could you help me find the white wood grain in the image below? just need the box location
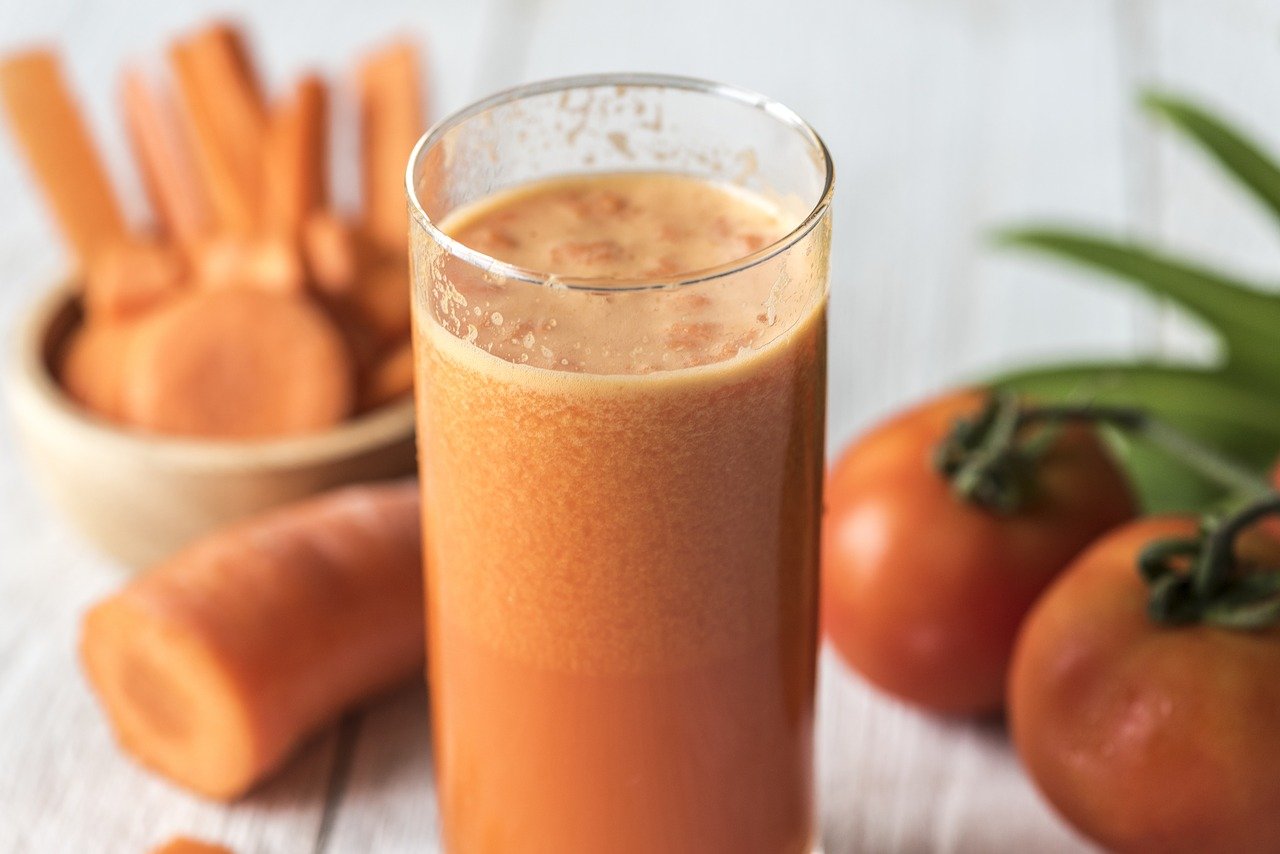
[319,685,440,853]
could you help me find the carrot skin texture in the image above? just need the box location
[357,42,424,254]
[0,50,128,265]
[81,481,424,800]
[263,74,328,235]
[168,24,267,233]
[120,68,211,246]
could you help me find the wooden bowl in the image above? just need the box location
[6,283,417,569]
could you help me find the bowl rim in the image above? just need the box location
[7,279,417,472]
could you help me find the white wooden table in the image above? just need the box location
[3,0,1278,850]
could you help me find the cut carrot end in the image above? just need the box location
[81,483,423,800]
[81,597,259,800]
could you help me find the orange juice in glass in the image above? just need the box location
[408,75,833,854]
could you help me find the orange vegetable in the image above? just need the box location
[302,211,357,296]
[82,481,424,800]
[84,239,187,322]
[57,320,139,421]
[120,67,210,246]
[121,289,353,438]
[169,23,267,233]
[0,50,128,265]
[149,838,234,854]
[191,234,304,294]
[263,74,328,236]
[356,41,424,254]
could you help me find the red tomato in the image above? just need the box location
[821,388,1136,714]
[1009,517,1280,853]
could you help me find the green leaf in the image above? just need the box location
[1143,92,1280,226]
[991,362,1280,513]
[995,229,1280,390]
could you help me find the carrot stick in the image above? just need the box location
[81,481,423,801]
[302,211,356,295]
[150,838,234,854]
[0,50,128,266]
[169,24,267,233]
[121,289,353,438]
[84,238,187,321]
[358,339,413,412]
[120,67,210,247]
[356,41,423,254]
[263,74,328,236]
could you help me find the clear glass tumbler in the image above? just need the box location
[407,74,833,854]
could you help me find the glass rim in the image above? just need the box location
[405,72,834,293]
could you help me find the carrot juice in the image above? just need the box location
[408,77,833,854]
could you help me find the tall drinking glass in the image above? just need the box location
[407,74,833,854]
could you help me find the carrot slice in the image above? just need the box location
[169,24,267,233]
[358,339,413,412]
[263,74,328,236]
[84,238,187,322]
[0,50,128,265]
[149,838,234,854]
[82,481,423,800]
[121,289,353,438]
[58,319,140,420]
[120,67,210,247]
[356,41,423,255]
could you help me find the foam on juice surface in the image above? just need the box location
[428,172,815,376]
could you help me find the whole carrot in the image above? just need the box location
[81,481,424,800]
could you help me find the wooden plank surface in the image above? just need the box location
[2,0,1276,850]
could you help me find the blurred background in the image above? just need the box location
[3,0,1279,851]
